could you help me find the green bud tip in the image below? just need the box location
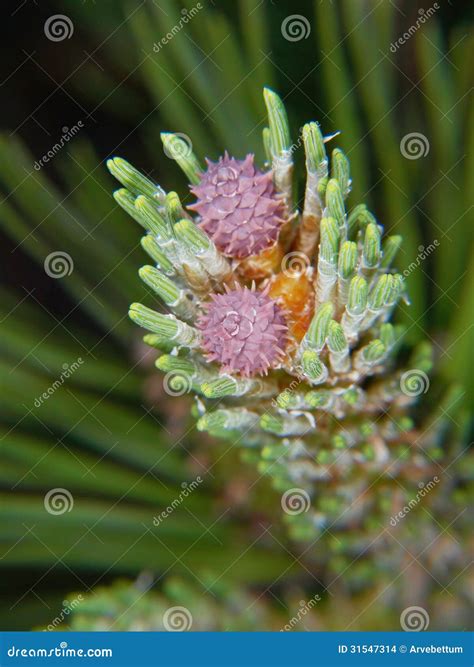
[347,204,376,237]
[201,377,238,399]
[260,413,284,435]
[139,265,179,305]
[263,87,291,153]
[305,390,331,408]
[362,340,385,363]
[140,235,174,274]
[135,195,169,238]
[327,320,347,353]
[325,179,345,224]
[129,303,178,338]
[347,276,368,314]
[302,122,326,172]
[369,274,393,310]
[160,132,202,185]
[174,219,210,252]
[306,302,334,350]
[302,349,327,381]
[276,390,298,410]
[390,274,404,303]
[107,157,157,198]
[155,355,195,376]
[165,192,185,224]
[338,241,358,278]
[142,333,173,351]
[320,217,340,262]
[197,412,227,432]
[363,223,381,268]
[331,148,351,195]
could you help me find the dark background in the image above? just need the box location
[0,0,472,630]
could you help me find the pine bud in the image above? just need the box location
[362,223,381,268]
[331,148,351,197]
[107,157,159,199]
[161,132,202,184]
[325,178,346,228]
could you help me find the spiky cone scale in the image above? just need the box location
[188,152,286,260]
[109,88,469,609]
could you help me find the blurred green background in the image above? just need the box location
[0,0,472,630]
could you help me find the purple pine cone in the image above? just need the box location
[197,285,288,377]
[188,152,285,259]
